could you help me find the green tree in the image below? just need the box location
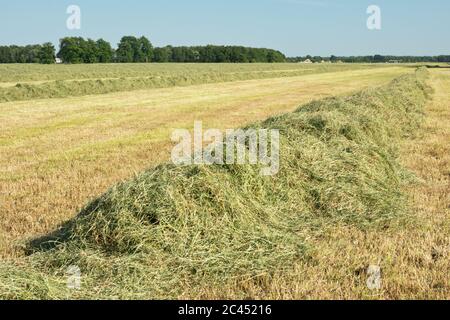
[96,39,114,63]
[58,37,84,63]
[139,36,153,62]
[153,47,171,62]
[82,39,99,63]
[373,54,385,63]
[116,36,136,62]
[39,43,55,64]
[116,36,153,63]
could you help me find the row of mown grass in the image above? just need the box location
[0,68,431,299]
[0,64,386,102]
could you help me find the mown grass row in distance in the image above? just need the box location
[0,63,392,102]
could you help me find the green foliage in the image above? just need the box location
[153,45,286,63]
[288,55,450,63]
[116,36,154,63]
[0,44,55,64]
[153,47,171,62]
[95,39,114,63]
[38,43,56,64]
[2,37,449,65]
[58,37,85,64]
[139,36,153,63]
[1,38,285,64]
[58,37,116,64]
[82,39,99,63]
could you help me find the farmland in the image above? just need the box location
[0,63,448,299]
[0,63,395,102]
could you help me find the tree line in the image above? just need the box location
[153,45,286,63]
[58,36,286,63]
[2,37,449,64]
[0,36,286,64]
[287,54,450,63]
[0,43,55,64]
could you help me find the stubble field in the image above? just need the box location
[0,63,448,299]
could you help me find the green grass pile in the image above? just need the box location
[0,68,430,299]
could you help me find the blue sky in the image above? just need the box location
[1,0,449,56]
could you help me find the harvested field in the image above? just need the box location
[2,66,445,300]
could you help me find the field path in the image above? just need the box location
[0,66,409,257]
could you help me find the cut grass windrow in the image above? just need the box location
[0,63,392,102]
